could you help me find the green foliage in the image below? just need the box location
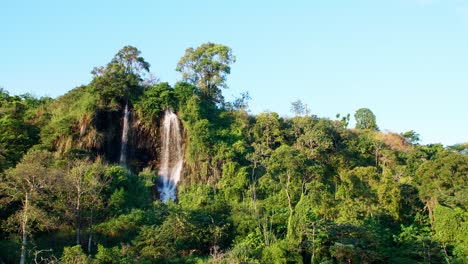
[134,82,177,126]
[393,213,445,263]
[91,45,149,109]
[176,42,235,103]
[324,222,387,263]
[217,162,249,203]
[401,130,421,145]
[336,167,379,223]
[354,108,378,130]
[61,245,90,264]
[448,142,468,154]
[416,151,467,209]
[94,244,132,264]
[225,230,263,262]
[433,205,467,260]
[173,82,197,109]
[261,240,302,264]
[112,45,150,75]
[252,112,284,149]
[297,118,341,159]
[96,209,146,242]
[290,99,307,116]
[0,90,43,171]
[40,86,98,154]
[0,44,466,263]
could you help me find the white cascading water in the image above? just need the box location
[158,109,183,202]
[119,103,130,165]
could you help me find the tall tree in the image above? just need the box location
[0,150,61,264]
[176,42,235,103]
[290,100,307,116]
[61,159,107,246]
[0,92,41,172]
[111,45,150,75]
[266,145,310,239]
[354,108,378,130]
[416,152,468,226]
[91,45,150,108]
[401,130,420,145]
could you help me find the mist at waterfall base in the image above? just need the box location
[119,103,130,165]
[157,109,184,202]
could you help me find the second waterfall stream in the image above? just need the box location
[158,109,184,202]
[119,103,130,165]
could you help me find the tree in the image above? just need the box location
[134,82,176,125]
[416,152,467,226]
[335,167,380,223]
[91,46,150,108]
[447,143,468,154]
[296,118,340,159]
[0,150,61,264]
[336,113,350,128]
[401,130,420,145]
[290,100,306,116]
[266,145,312,240]
[232,92,251,111]
[0,92,41,172]
[61,159,107,247]
[111,45,150,76]
[252,112,284,150]
[433,205,467,260]
[176,42,235,103]
[354,108,378,130]
[60,245,90,264]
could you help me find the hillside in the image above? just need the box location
[0,44,466,264]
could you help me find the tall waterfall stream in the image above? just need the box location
[158,109,183,202]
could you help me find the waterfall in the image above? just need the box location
[119,103,130,165]
[158,109,183,202]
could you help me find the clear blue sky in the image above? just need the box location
[1,0,467,145]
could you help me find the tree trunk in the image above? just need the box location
[76,194,81,245]
[251,160,257,201]
[87,211,93,254]
[20,193,30,264]
[311,224,316,264]
[285,172,293,215]
[427,197,437,229]
[286,172,294,240]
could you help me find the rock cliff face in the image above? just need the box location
[127,108,163,172]
[94,108,122,163]
[45,86,188,201]
[82,103,181,174]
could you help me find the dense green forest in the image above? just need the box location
[0,43,466,264]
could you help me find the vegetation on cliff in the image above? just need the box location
[0,44,466,264]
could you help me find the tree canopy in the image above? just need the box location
[354,108,378,130]
[176,42,235,104]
